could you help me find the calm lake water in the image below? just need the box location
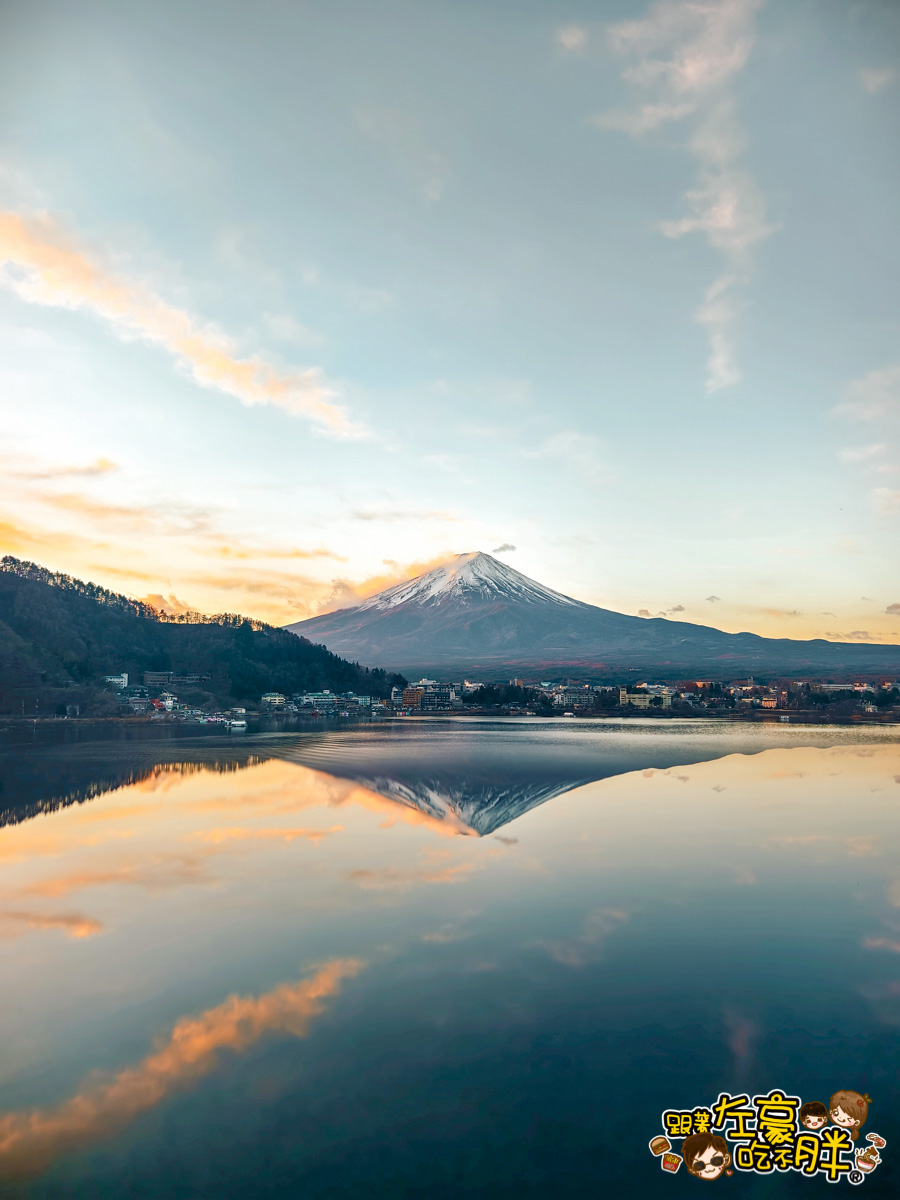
[0,718,898,1197]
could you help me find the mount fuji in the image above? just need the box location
[285,552,900,678]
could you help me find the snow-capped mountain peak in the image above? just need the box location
[356,552,581,612]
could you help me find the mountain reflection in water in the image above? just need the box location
[0,719,898,1198]
[4,718,898,837]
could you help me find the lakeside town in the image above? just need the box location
[83,670,900,726]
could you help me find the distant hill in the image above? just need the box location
[0,557,405,714]
[286,551,900,679]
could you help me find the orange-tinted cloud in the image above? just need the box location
[138,593,195,617]
[191,825,343,846]
[347,862,475,890]
[11,457,118,481]
[0,910,102,941]
[0,211,360,437]
[320,552,459,612]
[25,852,214,898]
[0,958,364,1178]
[201,544,348,562]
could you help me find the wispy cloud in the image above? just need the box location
[522,430,609,481]
[11,456,118,481]
[863,935,900,953]
[544,907,629,967]
[823,630,878,642]
[556,25,589,54]
[347,862,474,891]
[838,443,887,463]
[594,0,771,392]
[355,107,450,202]
[0,212,361,436]
[0,910,103,941]
[317,552,460,614]
[860,67,895,94]
[871,487,900,513]
[263,312,325,348]
[191,825,343,846]
[836,365,900,422]
[492,543,516,553]
[0,959,363,1178]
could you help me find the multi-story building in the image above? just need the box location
[143,671,210,690]
[260,692,286,710]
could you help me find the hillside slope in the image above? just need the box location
[0,557,404,713]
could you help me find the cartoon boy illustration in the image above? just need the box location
[799,1101,828,1130]
[682,1132,732,1181]
[829,1091,872,1141]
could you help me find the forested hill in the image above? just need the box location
[0,557,405,714]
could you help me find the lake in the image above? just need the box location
[0,718,898,1196]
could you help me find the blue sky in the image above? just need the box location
[1,0,898,641]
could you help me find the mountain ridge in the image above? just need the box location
[286,552,900,678]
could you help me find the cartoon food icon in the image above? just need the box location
[867,1133,886,1148]
[856,1147,879,1173]
[661,1151,682,1173]
[649,1136,671,1156]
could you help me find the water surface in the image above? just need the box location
[1,719,898,1196]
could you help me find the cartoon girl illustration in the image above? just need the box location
[829,1090,872,1141]
[682,1132,732,1181]
[799,1101,828,1130]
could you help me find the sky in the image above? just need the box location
[0,0,898,644]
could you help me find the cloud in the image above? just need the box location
[839,443,887,463]
[822,630,877,642]
[706,594,721,602]
[350,508,459,523]
[638,608,652,617]
[317,552,460,613]
[347,862,475,891]
[11,456,118,481]
[355,107,450,202]
[860,67,895,93]
[668,603,685,612]
[0,959,363,1178]
[137,593,194,617]
[871,487,900,513]
[262,312,324,347]
[25,852,214,899]
[0,211,361,436]
[199,543,348,563]
[545,907,629,967]
[0,910,103,941]
[887,603,900,615]
[556,25,588,54]
[190,825,343,846]
[492,543,516,553]
[422,924,470,944]
[523,430,609,480]
[863,935,900,954]
[592,101,696,134]
[723,1007,759,1077]
[836,364,900,422]
[33,490,212,536]
[595,0,769,393]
